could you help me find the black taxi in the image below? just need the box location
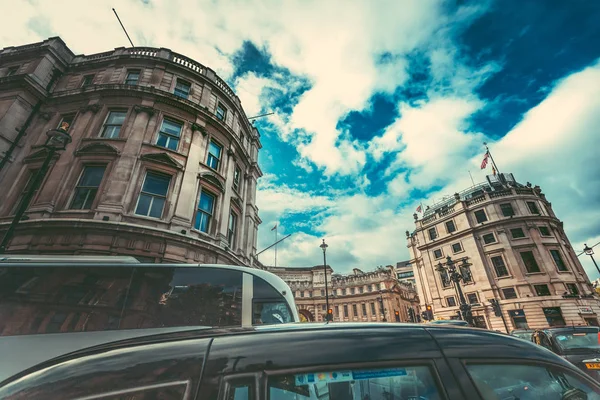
[1,323,600,400]
[532,326,600,381]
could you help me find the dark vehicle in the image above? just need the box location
[533,326,600,381]
[1,323,600,399]
[428,319,469,326]
[511,329,535,341]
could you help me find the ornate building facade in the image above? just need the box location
[0,37,262,265]
[408,173,600,332]
[266,265,419,323]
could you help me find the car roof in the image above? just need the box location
[542,326,599,334]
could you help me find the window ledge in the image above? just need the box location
[496,275,514,280]
[511,237,529,241]
[525,272,546,276]
[82,137,127,142]
[146,143,186,157]
[190,228,216,240]
[129,213,167,223]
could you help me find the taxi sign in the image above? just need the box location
[585,362,600,370]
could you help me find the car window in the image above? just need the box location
[553,331,600,351]
[268,365,441,400]
[466,363,600,400]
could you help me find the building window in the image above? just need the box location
[6,66,19,76]
[174,79,191,99]
[460,264,473,283]
[81,74,94,87]
[370,303,376,314]
[500,203,515,217]
[309,291,312,297]
[342,288,347,295]
[156,118,182,151]
[11,169,40,214]
[451,243,463,253]
[361,303,367,316]
[320,290,324,296]
[440,269,451,288]
[474,209,488,223]
[510,228,526,239]
[433,249,443,259]
[520,251,541,273]
[534,284,551,296]
[543,307,565,327]
[70,166,106,209]
[343,305,349,318]
[445,220,456,233]
[207,140,222,170]
[300,292,304,298]
[491,256,509,277]
[482,233,496,244]
[466,293,479,304]
[322,304,326,311]
[351,287,356,295]
[502,288,518,299]
[135,172,171,218]
[359,287,364,294]
[566,283,579,296]
[195,191,215,233]
[334,305,339,316]
[233,166,241,192]
[428,227,437,240]
[227,211,237,247]
[100,110,127,138]
[538,226,552,237]
[58,114,75,132]
[125,70,140,85]
[527,201,540,214]
[446,296,456,307]
[549,249,568,272]
[216,102,227,121]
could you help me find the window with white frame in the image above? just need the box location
[156,118,182,151]
[81,74,94,87]
[233,165,241,192]
[125,70,140,85]
[100,111,127,138]
[174,79,191,99]
[207,140,222,170]
[216,102,227,121]
[195,190,215,233]
[228,211,237,247]
[70,166,106,209]
[135,172,171,218]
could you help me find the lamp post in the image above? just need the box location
[436,256,474,326]
[584,244,600,276]
[378,290,387,322]
[0,126,72,253]
[320,239,330,321]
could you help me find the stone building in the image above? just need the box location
[266,265,419,323]
[0,37,262,265]
[408,172,600,332]
[395,260,416,287]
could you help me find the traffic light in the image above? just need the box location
[489,299,502,317]
[394,310,400,322]
[426,305,434,321]
[326,308,333,321]
[407,308,415,323]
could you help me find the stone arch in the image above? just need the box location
[298,309,314,322]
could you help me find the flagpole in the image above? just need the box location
[274,224,278,268]
[483,142,500,175]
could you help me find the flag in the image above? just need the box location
[416,204,422,213]
[271,224,277,231]
[480,151,489,169]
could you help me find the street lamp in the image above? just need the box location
[320,239,330,321]
[0,126,72,253]
[584,244,600,276]
[436,256,474,326]
[378,290,387,322]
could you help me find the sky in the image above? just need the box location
[3,0,600,277]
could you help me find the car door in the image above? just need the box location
[0,337,211,399]
[205,326,467,400]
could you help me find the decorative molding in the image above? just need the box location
[227,147,235,157]
[140,152,183,170]
[79,103,102,114]
[191,122,207,136]
[133,104,155,115]
[74,142,119,157]
[199,172,225,193]
[230,196,243,210]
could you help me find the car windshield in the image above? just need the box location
[512,331,533,340]
[554,331,600,351]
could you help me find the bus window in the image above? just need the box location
[252,275,293,325]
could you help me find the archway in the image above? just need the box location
[298,309,314,322]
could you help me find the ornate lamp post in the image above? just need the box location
[584,244,600,276]
[0,125,72,253]
[378,290,387,322]
[436,256,474,326]
[320,239,331,321]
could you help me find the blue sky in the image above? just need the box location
[4,0,600,277]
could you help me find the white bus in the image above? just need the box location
[0,255,299,380]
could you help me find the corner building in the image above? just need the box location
[266,265,419,323]
[0,37,262,265]
[408,173,600,332]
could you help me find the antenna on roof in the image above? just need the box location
[112,8,135,47]
[248,112,275,123]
